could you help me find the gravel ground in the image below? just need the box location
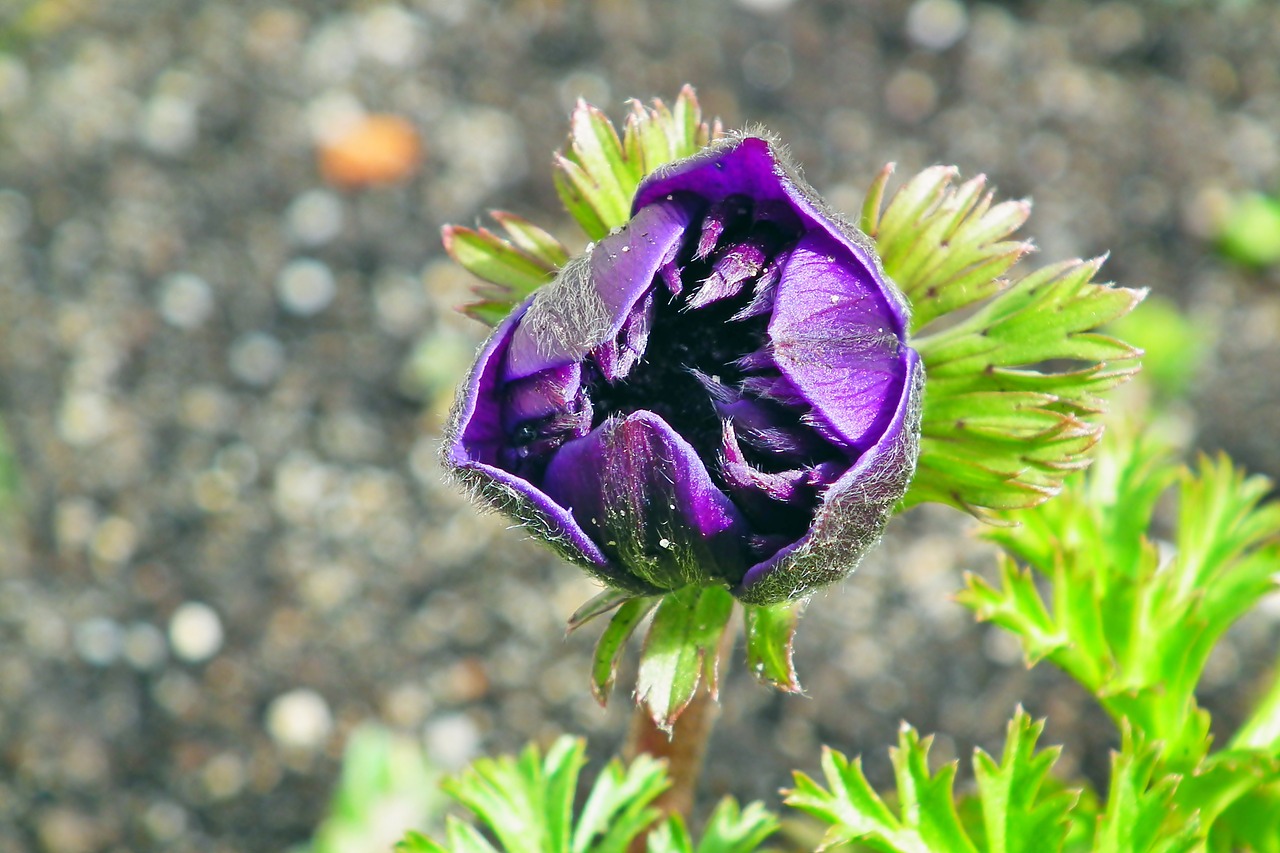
[2,0,1280,850]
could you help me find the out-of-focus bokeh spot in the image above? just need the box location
[1220,191,1280,268]
[318,113,424,189]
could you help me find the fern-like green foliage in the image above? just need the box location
[787,709,1076,853]
[785,709,1259,853]
[401,737,776,853]
[1090,725,1203,853]
[956,426,1280,848]
[959,429,1280,766]
[644,799,779,853]
[862,165,1145,517]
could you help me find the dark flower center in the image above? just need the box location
[502,192,864,550]
[584,255,773,468]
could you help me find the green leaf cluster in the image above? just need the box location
[441,212,567,325]
[553,85,721,241]
[952,426,1280,849]
[863,166,1145,517]
[401,737,776,853]
[787,709,1079,853]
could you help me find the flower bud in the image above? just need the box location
[443,135,922,604]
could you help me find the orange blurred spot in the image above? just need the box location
[318,114,423,188]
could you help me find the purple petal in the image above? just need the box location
[442,302,618,578]
[633,135,909,334]
[769,231,908,452]
[735,349,924,604]
[721,422,845,502]
[542,411,751,589]
[592,288,655,381]
[502,362,582,430]
[720,424,806,504]
[740,373,808,408]
[730,255,783,321]
[503,195,699,382]
[733,348,775,373]
[686,238,770,310]
[713,397,830,460]
[694,196,750,260]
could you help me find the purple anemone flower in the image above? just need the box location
[443,135,923,605]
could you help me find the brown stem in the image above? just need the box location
[624,610,737,827]
[624,682,721,818]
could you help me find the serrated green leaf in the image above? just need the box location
[443,816,503,853]
[956,560,1067,666]
[743,599,805,693]
[972,708,1077,853]
[543,738,583,853]
[421,736,782,853]
[866,166,1032,334]
[903,250,1144,515]
[967,425,1280,783]
[554,162,611,242]
[573,752,668,853]
[589,596,657,706]
[1234,664,1280,754]
[890,727,979,853]
[636,586,734,732]
[1174,455,1280,609]
[647,815,696,853]
[1094,727,1203,853]
[644,799,778,853]
[786,727,978,853]
[1173,750,1280,832]
[561,101,634,231]
[1211,781,1280,853]
[695,798,780,853]
[786,748,905,851]
[439,738,587,853]
[423,736,672,853]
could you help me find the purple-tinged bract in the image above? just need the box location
[443,135,923,604]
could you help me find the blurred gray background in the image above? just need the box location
[2,0,1279,850]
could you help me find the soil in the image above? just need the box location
[2,0,1279,850]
